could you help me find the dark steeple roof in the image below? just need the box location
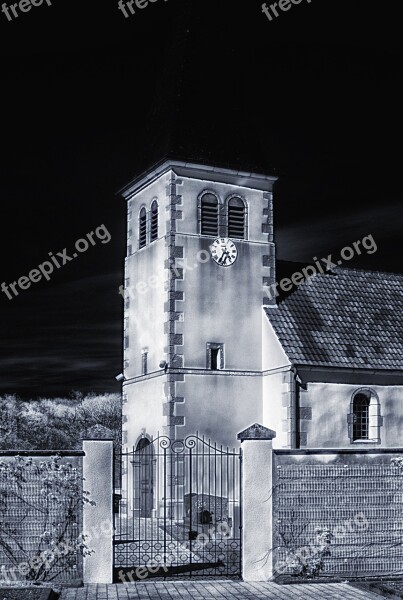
[133,0,276,179]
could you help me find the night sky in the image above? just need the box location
[0,0,402,398]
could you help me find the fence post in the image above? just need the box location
[82,439,114,584]
[237,423,276,582]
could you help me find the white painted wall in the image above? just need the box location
[262,313,291,371]
[177,374,263,447]
[123,376,166,449]
[262,314,292,448]
[301,382,403,448]
[263,371,288,448]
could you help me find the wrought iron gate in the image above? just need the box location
[113,434,242,581]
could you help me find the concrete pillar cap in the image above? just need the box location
[237,423,276,442]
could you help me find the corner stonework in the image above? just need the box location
[162,172,185,440]
[262,191,276,307]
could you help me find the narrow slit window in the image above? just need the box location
[206,343,224,370]
[201,193,219,237]
[150,200,158,242]
[211,348,219,371]
[139,207,147,249]
[228,197,246,239]
[352,393,370,441]
[142,351,148,376]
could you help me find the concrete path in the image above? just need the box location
[60,580,382,599]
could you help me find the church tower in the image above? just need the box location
[120,160,277,449]
[118,0,278,450]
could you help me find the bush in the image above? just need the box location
[0,393,122,452]
[0,455,94,582]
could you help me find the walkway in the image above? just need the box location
[60,580,382,599]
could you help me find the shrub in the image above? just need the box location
[0,455,94,582]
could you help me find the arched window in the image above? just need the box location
[150,200,158,242]
[139,207,147,249]
[228,197,246,239]
[349,389,382,443]
[200,193,219,237]
[352,393,370,441]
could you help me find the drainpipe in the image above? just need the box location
[290,367,301,449]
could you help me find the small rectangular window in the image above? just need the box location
[211,348,219,370]
[206,343,224,370]
[142,351,148,375]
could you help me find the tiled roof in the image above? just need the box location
[265,267,403,370]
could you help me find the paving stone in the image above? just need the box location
[59,581,383,600]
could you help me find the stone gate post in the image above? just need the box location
[82,439,114,584]
[237,423,276,581]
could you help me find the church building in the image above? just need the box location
[116,0,402,457]
[119,158,403,452]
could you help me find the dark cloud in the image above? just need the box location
[0,274,123,398]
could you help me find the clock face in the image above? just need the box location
[210,238,238,267]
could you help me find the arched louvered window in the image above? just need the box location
[139,207,147,249]
[201,193,219,237]
[150,200,158,242]
[228,197,246,239]
[352,393,370,441]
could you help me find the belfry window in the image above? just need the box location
[201,193,219,237]
[228,197,246,239]
[150,200,158,242]
[139,207,147,249]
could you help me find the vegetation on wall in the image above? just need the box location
[0,454,93,582]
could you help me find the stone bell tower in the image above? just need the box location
[119,160,277,451]
[117,0,277,452]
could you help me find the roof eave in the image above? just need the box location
[117,159,278,200]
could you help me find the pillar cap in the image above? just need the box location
[237,423,276,442]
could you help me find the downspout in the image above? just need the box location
[290,366,300,449]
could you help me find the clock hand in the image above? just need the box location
[220,251,229,265]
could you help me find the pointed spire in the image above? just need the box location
[132,0,275,178]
